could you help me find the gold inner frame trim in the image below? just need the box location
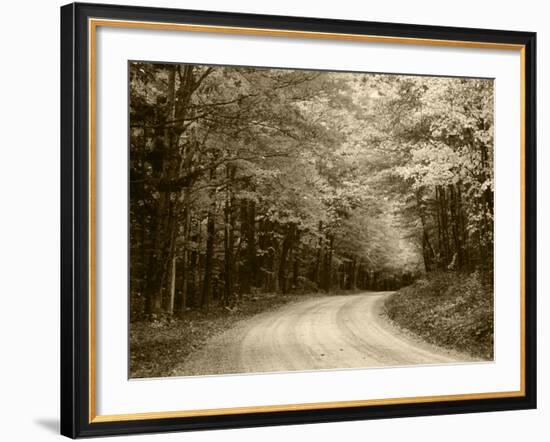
[88,18,527,424]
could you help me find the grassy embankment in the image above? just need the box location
[383,272,493,360]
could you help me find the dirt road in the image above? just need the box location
[172,292,471,376]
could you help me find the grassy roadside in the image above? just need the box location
[383,272,494,360]
[130,292,317,378]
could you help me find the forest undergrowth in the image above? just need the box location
[383,272,493,360]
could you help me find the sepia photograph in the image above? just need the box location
[128,61,494,379]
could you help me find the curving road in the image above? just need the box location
[172,292,471,376]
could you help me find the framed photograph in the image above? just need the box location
[60,2,536,438]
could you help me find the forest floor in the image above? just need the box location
[130,292,327,378]
[383,272,494,360]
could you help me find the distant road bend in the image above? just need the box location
[173,292,471,376]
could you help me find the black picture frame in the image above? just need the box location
[61,2,537,438]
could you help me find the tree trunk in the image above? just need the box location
[144,66,177,315]
[292,232,300,290]
[457,182,470,269]
[438,185,451,266]
[278,225,294,294]
[352,257,360,290]
[201,212,215,309]
[313,222,323,288]
[449,184,463,269]
[223,165,236,305]
[323,234,334,291]
[417,190,435,272]
[168,256,176,314]
[174,203,191,313]
[239,199,257,295]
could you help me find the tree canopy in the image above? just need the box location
[129,62,494,319]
